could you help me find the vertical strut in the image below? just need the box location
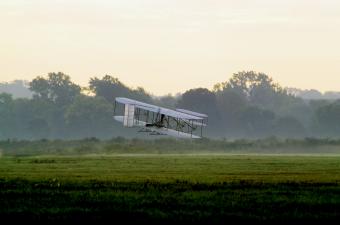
[146,110,149,124]
[113,100,117,116]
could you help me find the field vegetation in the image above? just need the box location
[1,139,340,224]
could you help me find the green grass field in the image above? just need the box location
[1,154,340,224]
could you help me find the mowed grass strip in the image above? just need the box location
[1,155,340,183]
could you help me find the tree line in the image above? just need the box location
[1,71,340,140]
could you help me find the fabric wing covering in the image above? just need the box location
[115,97,204,120]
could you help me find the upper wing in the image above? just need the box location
[115,97,158,111]
[158,108,202,120]
[176,108,208,118]
[115,97,164,119]
[115,97,204,120]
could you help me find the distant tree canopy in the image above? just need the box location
[89,75,152,103]
[65,95,114,138]
[315,100,340,137]
[89,75,126,103]
[177,88,218,114]
[29,72,81,106]
[1,71,340,140]
[216,71,282,97]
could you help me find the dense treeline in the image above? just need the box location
[1,71,340,139]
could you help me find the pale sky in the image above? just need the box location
[1,0,340,95]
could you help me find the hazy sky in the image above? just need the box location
[1,0,340,95]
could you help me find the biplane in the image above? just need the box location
[113,97,208,139]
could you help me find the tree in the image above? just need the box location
[0,93,15,138]
[177,88,221,135]
[224,71,282,98]
[27,118,50,139]
[215,88,248,136]
[213,71,284,136]
[29,72,81,106]
[89,75,153,103]
[237,106,276,138]
[273,116,306,138]
[64,95,114,138]
[48,72,81,105]
[29,76,50,100]
[315,100,340,137]
[89,75,123,102]
[214,71,310,132]
[216,71,286,108]
[28,72,81,138]
[177,88,219,116]
[216,88,247,117]
[131,86,153,103]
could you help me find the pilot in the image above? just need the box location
[146,113,165,127]
[160,114,165,124]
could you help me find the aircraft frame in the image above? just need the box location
[113,97,208,139]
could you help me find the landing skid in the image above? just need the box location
[138,128,152,133]
[149,131,167,136]
[138,128,166,136]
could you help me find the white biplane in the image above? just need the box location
[113,97,208,139]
